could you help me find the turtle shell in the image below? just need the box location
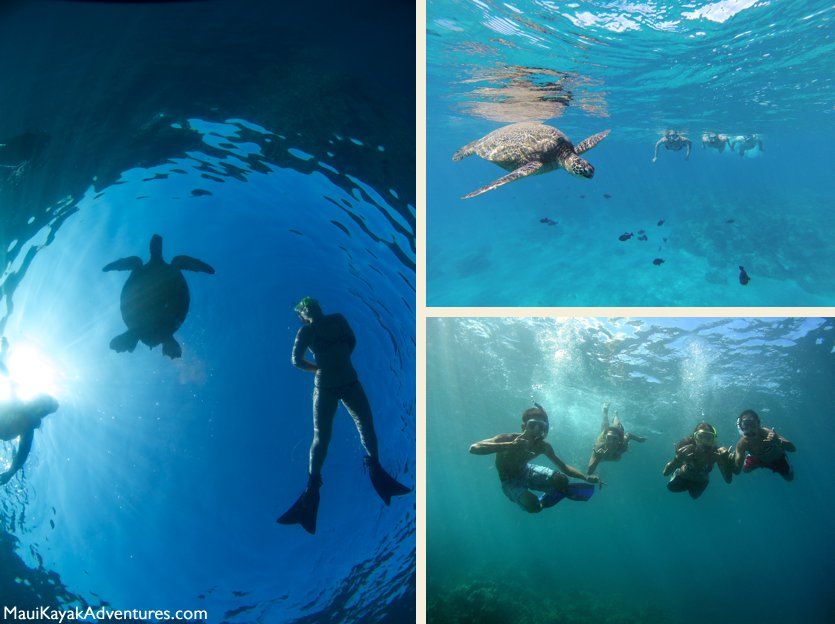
[120,263,190,345]
[474,122,569,170]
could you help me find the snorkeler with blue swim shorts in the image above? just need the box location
[469,403,600,513]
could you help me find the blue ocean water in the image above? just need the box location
[427,317,835,624]
[427,0,834,306]
[0,2,414,622]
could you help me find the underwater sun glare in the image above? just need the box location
[1,343,62,402]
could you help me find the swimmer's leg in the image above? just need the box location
[688,479,709,499]
[310,387,339,476]
[519,490,542,513]
[341,382,379,459]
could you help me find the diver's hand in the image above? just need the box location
[662,461,675,476]
[602,402,610,414]
[652,157,657,163]
[586,474,602,488]
[763,428,780,446]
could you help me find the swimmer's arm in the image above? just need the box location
[587,452,601,475]
[662,451,682,476]
[771,429,795,452]
[652,139,663,161]
[469,434,517,455]
[544,444,597,483]
[291,327,317,373]
[731,438,747,472]
[601,402,610,431]
[625,432,646,443]
[0,429,33,485]
[684,139,692,159]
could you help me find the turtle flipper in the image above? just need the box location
[462,161,543,199]
[171,256,215,274]
[452,140,479,162]
[162,337,182,359]
[110,331,140,353]
[103,256,142,272]
[575,130,610,155]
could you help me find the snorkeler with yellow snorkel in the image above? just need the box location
[663,422,734,499]
[469,403,601,513]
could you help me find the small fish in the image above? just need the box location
[653,258,665,266]
[190,188,212,197]
[539,217,557,225]
[603,193,612,199]
[580,194,586,199]
[619,232,633,241]
[657,219,665,226]
[637,234,648,241]
[539,218,549,223]
[663,237,668,243]
[726,219,735,224]
[739,266,750,285]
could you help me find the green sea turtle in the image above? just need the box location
[452,122,610,199]
[103,234,215,359]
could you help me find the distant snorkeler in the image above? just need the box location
[469,403,601,513]
[730,134,764,157]
[652,130,692,163]
[586,402,646,475]
[729,410,795,481]
[701,132,731,153]
[662,423,734,499]
[0,394,59,485]
[278,297,410,534]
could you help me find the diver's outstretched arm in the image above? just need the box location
[626,432,646,443]
[587,452,601,475]
[601,402,610,431]
[0,429,33,485]
[545,444,598,484]
[469,434,518,455]
[652,139,663,162]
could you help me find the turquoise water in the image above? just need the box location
[0,2,415,622]
[428,317,835,624]
[427,0,834,306]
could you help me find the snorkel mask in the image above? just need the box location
[294,296,322,322]
[737,410,760,437]
[525,418,549,440]
[693,424,717,447]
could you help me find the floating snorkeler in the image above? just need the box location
[729,410,795,481]
[0,394,59,485]
[469,403,600,513]
[730,134,764,157]
[278,297,410,535]
[586,402,646,475]
[452,122,610,199]
[662,423,734,499]
[701,132,731,153]
[652,130,692,163]
[103,234,215,359]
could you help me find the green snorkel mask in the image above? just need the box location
[693,424,717,446]
[294,296,322,320]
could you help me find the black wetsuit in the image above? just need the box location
[292,313,378,476]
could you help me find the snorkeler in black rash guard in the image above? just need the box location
[0,394,59,485]
[278,297,410,534]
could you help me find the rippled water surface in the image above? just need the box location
[427,0,834,306]
[0,2,415,622]
[428,317,835,624]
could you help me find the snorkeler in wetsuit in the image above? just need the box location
[469,404,600,513]
[701,132,731,153]
[0,394,59,485]
[278,297,410,534]
[587,402,646,475]
[652,130,692,163]
[662,423,733,499]
[729,409,795,481]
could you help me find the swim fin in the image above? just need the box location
[539,482,595,509]
[277,474,322,535]
[365,456,411,505]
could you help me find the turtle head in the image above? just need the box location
[150,234,163,260]
[29,394,59,425]
[565,153,594,179]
